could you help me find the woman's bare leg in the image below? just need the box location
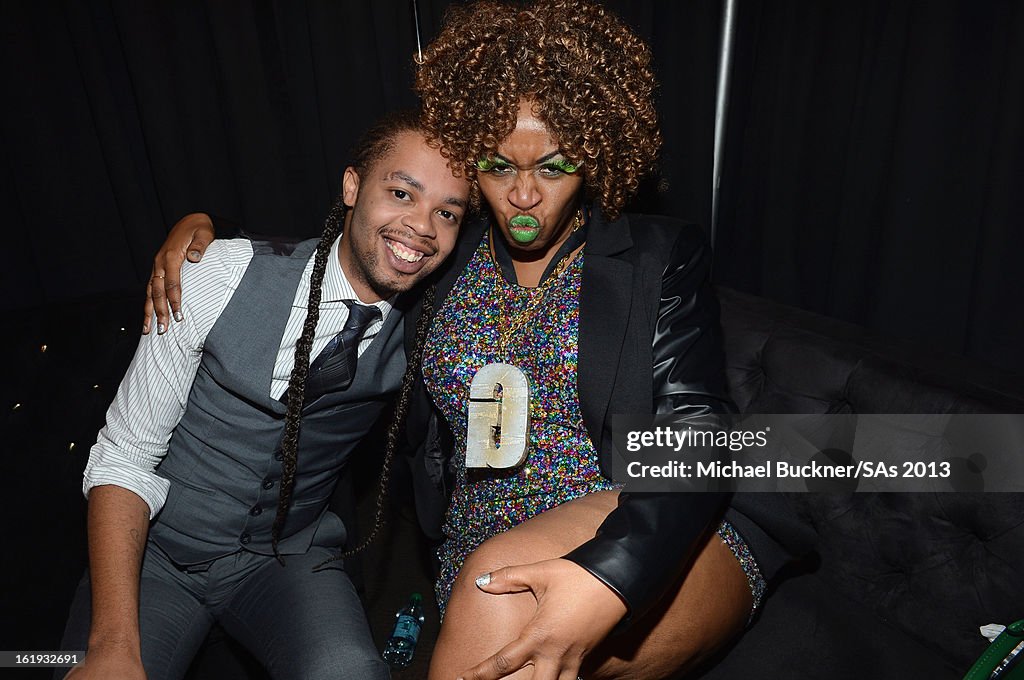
[428,490,752,679]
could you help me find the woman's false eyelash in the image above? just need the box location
[475,157,511,172]
[475,157,578,175]
[543,159,579,174]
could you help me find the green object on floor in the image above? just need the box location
[962,619,1024,680]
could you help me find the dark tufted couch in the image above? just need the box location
[7,286,1022,679]
[698,287,1024,680]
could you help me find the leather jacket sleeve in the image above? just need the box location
[563,227,734,627]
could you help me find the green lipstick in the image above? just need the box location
[508,215,541,243]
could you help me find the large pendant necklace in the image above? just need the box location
[465,210,584,470]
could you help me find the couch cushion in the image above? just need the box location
[716,286,1024,672]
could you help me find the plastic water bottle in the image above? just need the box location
[382,593,425,669]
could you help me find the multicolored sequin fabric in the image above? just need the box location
[423,236,615,610]
[422,233,765,616]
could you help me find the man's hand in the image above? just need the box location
[66,642,146,680]
[457,558,628,680]
[144,213,215,335]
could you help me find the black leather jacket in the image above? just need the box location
[404,207,735,626]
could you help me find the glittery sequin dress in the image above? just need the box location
[422,236,617,611]
[422,233,767,617]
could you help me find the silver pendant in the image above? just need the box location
[466,363,530,469]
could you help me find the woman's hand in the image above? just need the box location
[458,558,628,680]
[143,213,215,334]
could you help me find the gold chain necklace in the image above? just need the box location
[492,210,584,358]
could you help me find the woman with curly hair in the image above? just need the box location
[148,2,773,678]
[407,3,765,678]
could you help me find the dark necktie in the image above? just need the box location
[304,302,381,402]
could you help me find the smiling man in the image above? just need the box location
[58,112,468,680]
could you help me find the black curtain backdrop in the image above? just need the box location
[715,0,1024,375]
[2,0,1022,374]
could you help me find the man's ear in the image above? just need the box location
[342,166,360,207]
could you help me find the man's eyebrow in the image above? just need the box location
[493,150,564,165]
[386,170,466,209]
[384,171,424,192]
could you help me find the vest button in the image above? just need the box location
[240,532,251,545]
[274,451,283,461]
[262,478,274,489]
[249,506,263,516]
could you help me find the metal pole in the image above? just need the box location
[412,0,424,64]
[711,0,737,256]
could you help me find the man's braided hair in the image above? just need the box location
[272,110,434,560]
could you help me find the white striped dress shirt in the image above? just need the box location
[83,236,393,518]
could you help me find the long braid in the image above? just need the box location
[271,198,347,560]
[271,109,442,564]
[316,283,438,568]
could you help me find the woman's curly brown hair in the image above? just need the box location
[415,0,662,221]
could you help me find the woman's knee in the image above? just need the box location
[461,531,525,578]
[446,532,544,627]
